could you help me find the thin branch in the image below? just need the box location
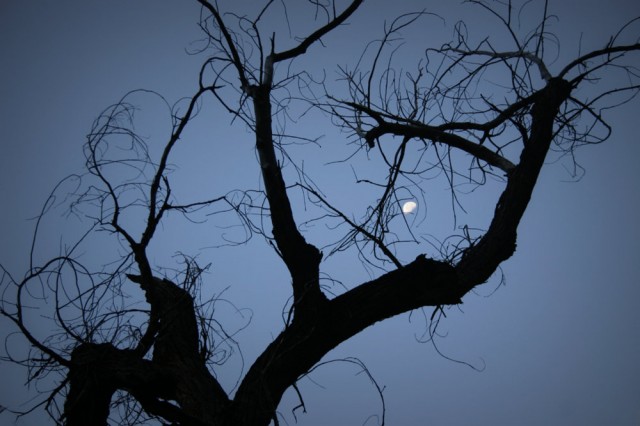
[559,42,640,80]
[271,0,364,63]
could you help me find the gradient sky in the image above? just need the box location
[1,1,639,425]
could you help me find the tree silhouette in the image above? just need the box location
[1,1,639,425]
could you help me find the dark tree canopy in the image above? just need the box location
[1,1,639,425]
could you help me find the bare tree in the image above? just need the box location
[1,1,639,425]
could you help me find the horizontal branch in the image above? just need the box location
[330,255,461,329]
[559,42,640,80]
[366,120,516,172]
[345,101,517,172]
[440,47,552,81]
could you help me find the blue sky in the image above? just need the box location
[1,1,639,425]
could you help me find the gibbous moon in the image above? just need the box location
[402,201,417,214]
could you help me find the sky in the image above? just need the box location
[1,1,639,425]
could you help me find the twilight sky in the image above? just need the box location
[1,1,639,425]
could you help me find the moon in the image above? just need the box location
[402,201,417,214]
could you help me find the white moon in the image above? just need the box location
[402,201,417,214]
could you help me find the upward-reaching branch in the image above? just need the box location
[456,78,573,288]
[197,0,250,89]
[231,76,576,426]
[202,0,366,318]
[3,2,639,426]
[271,0,364,63]
[250,85,326,316]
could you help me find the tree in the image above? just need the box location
[1,0,638,425]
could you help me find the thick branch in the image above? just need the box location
[344,101,517,172]
[456,78,573,288]
[65,275,231,425]
[251,87,325,316]
[366,120,516,172]
[127,275,230,421]
[230,254,458,425]
[64,343,175,426]
[231,79,574,426]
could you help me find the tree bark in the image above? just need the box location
[64,276,229,426]
[456,77,573,290]
[251,84,326,321]
[63,77,573,426]
[226,78,574,426]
